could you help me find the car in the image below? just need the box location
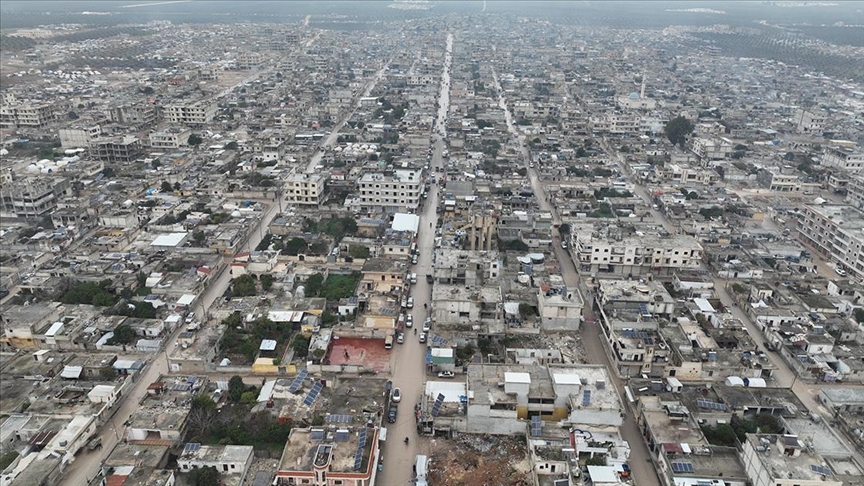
[561,242,568,249]
[387,407,397,423]
[185,312,195,324]
[397,333,404,344]
[835,266,847,276]
[392,388,402,403]
[407,297,414,309]
[411,255,418,265]
[437,371,455,379]
[423,319,431,332]
[426,274,434,283]
[406,315,413,327]
[409,273,418,284]
[418,332,427,343]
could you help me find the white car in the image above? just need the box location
[392,388,402,403]
[185,312,195,324]
[406,315,413,328]
[835,266,847,276]
[437,371,455,379]
[407,297,414,309]
[423,318,431,332]
[418,332,427,343]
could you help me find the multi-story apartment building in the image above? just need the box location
[757,168,802,192]
[93,136,143,163]
[236,52,262,70]
[568,227,703,276]
[275,427,381,486]
[793,108,827,134]
[59,124,102,149]
[149,128,192,149]
[741,434,841,486]
[821,146,864,172]
[0,101,68,129]
[162,99,216,127]
[355,169,423,212]
[797,204,864,278]
[845,175,864,209]
[0,174,69,219]
[690,136,733,161]
[106,103,158,125]
[285,172,327,207]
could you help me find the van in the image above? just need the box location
[384,335,394,349]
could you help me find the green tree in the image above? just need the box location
[348,245,370,259]
[283,237,308,256]
[292,335,311,357]
[160,181,173,193]
[108,324,136,345]
[305,273,324,296]
[188,133,203,146]
[225,141,238,150]
[151,159,161,169]
[188,466,220,486]
[232,274,257,297]
[0,452,18,472]
[665,115,694,148]
[68,111,79,120]
[228,376,245,403]
[240,391,257,404]
[854,308,864,324]
[142,86,155,95]
[260,274,274,291]
[518,303,534,318]
[192,230,206,247]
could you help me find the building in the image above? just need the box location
[178,444,254,480]
[0,176,69,219]
[821,146,864,172]
[59,124,102,149]
[741,434,841,486]
[356,169,423,212]
[757,168,802,192]
[0,101,68,128]
[793,108,827,135]
[162,99,217,127]
[569,228,703,277]
[149,128,192,149]
[285,172,327,207]
[797,204,864,279]
[691,137,733,161]
[845,175,864,209]
[432,249,500,286]
[537,285,584,332]
[93,136,144,163]
[274,427,381,486]
[106,103,158,125]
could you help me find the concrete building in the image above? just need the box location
[162,99,217,127]
[845,175,864,209]
[356,169,423,212]
[93,136,143,163]
[274,427,380,486]
[821,146,864,172]
[432,249,500,286]
[757,168,802,192]
[793,108,827,135]
[285,172,327,207]
[59,124,102,149]
[149,128,192,149]
[741,434,841,486]
[0,101,68,128]
[106,103,158,125]
[569,229,703,277]
[797,204,864,279]
[0,176,69,219]
[537,285,584,332]
[691,137,733,161]
[178,444,254,480]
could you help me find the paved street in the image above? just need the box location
[378,32,452,486]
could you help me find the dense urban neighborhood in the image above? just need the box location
[1,2,864,486]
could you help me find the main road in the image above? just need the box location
[377,32,452,486]
[60,199,283,486]
[493,66,662,486]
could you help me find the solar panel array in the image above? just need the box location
[696,398,727,411]
[336,429,349,442]
[530,416,542,437]
[622,330,655,345]
[431,393,445,417]
[353,448,364,471]
[358,428,367,447]
[811,465,831,476]
[288,369,308,393]
[183,443,201,454]
[671,462,694,473]
[310,429,325,440]
[639,303,650,315]
[582,390,592,407]
[303,381,323,406]
[431,335,447,347]
[325,414,354,423]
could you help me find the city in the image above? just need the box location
[1,1,864,486]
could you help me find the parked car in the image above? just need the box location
[387,407,397,423]
[426,274,434,283]
[437,371,455,379]
[407,297,414,309]
[411,255,418,265]
[392,388,402,403]
[423,319,431,332]
[397,333,404,344]
[406,315,413,327]
[185,312,196,323]
[418,332,427,343]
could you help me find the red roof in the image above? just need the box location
[106,475,128,486]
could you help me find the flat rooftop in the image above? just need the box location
[278,427,378,474]
[745,434,839,482]
[326,337,391,372]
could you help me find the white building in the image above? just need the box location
[178,444,254,479]
[741,434,841,486]
[568,227,703,276]
[797,204,864,279]
[285,172,327,207]
[821,146,864,172]
[59,124,102,149]
[356,169,423,212]
[149,128,192,149]
[793,108,827,134]
[691,137,733,161]
[162,99,216,127]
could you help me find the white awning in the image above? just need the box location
[61,366,82,379]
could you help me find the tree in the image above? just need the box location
[188,466,220,486]
[228,376,245,403]
[665,116,694,148]
[305,273,324,297]
[188,133,203,146]
[260,274,274,291]
[225,141,238,150]
[783,152,796,161]
[151,159,161,169]
[240,391,257,404]
[232,274,257,297]
[853,308,864,324]
[108,324,136,345]
[160,181,173,193]
[348,245,370,259]
[68,111,79,120]
[292,335,311,357]
[187,395,217,437]
[283,237,308,256]
[192,231,206,247]
[518,303,534,319]
[576,147,587,158]
[142,86,155,95]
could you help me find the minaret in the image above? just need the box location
[640,74,646,99]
